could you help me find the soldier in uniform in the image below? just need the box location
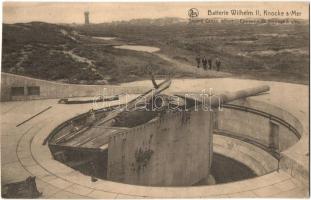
[202,56,208,70]
[215,57,221,71]
[86,109,96,127]
[70,120,79,132]
[195,55,201,68]
[208,58,212,70]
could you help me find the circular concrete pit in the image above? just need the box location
[45,85,301,187]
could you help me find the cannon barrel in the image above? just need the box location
[206,85,270,107]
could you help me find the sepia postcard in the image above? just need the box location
[1,1,309,198]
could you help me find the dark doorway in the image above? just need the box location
[11,87,24,96]
[27,86,40,95]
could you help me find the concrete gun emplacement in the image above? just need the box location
[47,79,271,187]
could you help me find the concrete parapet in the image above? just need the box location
[1,73,149,101]
[218,99,302,152]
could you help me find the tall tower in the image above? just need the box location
[84,11,90,25]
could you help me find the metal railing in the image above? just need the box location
[222,104,301,139]
[214,129,281,159]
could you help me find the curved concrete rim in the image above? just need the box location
[26,103,301,197]
[22,131,295,198]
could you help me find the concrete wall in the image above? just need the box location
[279,155,309,186]
[213,134,278,176]
[1,73,148,101]
[217,99,301,152]
[230,99,303,136]
[107,110,214,186]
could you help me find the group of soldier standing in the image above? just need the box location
[195,55,221,71]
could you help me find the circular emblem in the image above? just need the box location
[188,8,199,18]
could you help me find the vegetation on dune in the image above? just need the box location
[2,20,309,85]
[77,22,309,84]
[2,22,178,84]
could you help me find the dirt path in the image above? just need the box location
[86,35,231,78]
[155,53,231,78]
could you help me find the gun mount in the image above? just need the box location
[47,79,270,186]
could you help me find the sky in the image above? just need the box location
[3,2,309,24]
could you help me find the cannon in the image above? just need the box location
[46,78,270,186]
[176,85,270,109]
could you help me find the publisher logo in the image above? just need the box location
[188,8,199,18]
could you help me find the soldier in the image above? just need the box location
[202,56,208,70]
[70,120,79,132]
[195,55,201,68]
[208,58,212,70]
[86,108,96,127]
[215,57,221,71]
